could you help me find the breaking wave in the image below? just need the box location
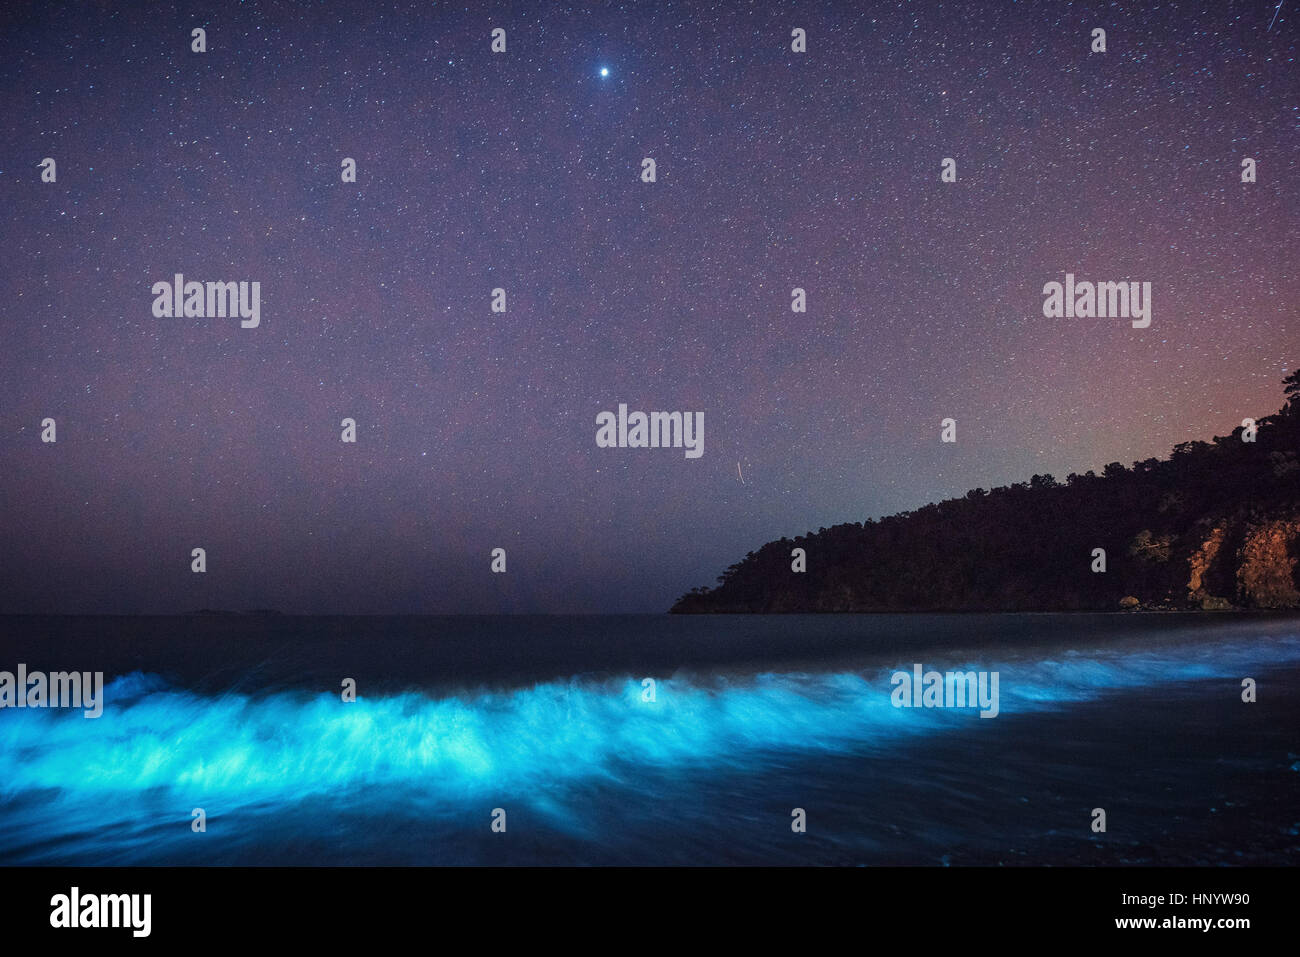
[1,631,1297,863]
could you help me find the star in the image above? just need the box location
[3,1,1293,618]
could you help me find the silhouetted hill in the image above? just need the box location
[672,370,1300,613]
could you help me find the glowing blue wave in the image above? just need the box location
[1,632,1297,862]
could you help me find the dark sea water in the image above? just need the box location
[0,613,1297,865]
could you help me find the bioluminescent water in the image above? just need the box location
[1,615,1298,864]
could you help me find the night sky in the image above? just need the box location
[1,1,1296,614]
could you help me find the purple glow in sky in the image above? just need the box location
[1,1,1296,613]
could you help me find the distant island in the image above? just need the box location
[672,369,1300,614]
[189,609,286,617]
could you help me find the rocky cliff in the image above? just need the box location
[672,370,1300,614]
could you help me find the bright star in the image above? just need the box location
[600,67,609,77]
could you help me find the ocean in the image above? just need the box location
[1,612,1297,865]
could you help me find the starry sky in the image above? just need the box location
[1,1,1296,614]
